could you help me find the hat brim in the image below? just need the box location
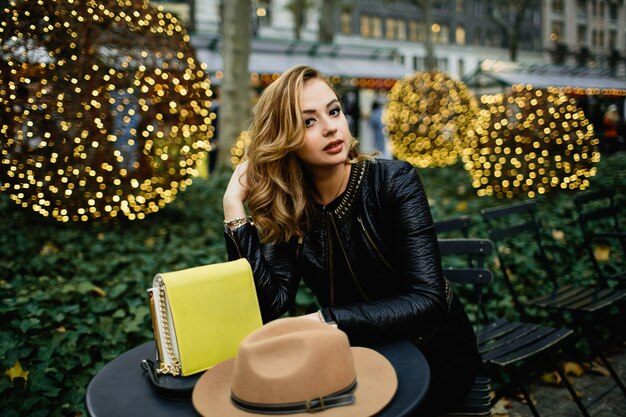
[192,347,398,417]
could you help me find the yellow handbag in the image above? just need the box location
[147,258,263,376]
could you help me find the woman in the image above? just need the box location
[223,65,480,416]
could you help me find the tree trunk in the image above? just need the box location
[219,0,251,169]
[291,0,306,40]
[509,28,518,62]
[187,0,196,33]
[418,0,437,70]
[488,0,536,62]
[318,0,338,43]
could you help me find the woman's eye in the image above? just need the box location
[304,118,315,127]
[330,107,341,116]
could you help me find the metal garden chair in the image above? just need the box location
[573,189,626,287]
[438,375,492,417]
[480,200,626,400]
[433,217,492,416]
[438,238,589,417]
[434,215,472,238]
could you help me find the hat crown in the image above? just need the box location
[231,319,356,405]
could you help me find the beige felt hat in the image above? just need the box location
[192,317,398,416]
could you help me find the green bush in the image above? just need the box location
[1,152,624,416]
[0,169,230,416]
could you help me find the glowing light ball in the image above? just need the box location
[0,0,214,221]
[463,86,600,199]
[230,130,251,168]
[385,71,479,168]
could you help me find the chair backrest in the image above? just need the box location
[434,216,472,238]
[573,189,623,234]
[435,216,476,268]
[573,189,626,286]
[480,200,560,315]
[438,238,494,335]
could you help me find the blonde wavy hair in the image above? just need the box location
[245,65,369,244]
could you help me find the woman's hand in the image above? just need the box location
[302,312,323,322]
[223,160,250,222]
[302,312,338,328]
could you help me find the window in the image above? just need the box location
[341,11,352,34]
[520,8,529,22]
[255,0,272,27]
[409,21,428,42]
[385,18,407,41]
[550,22,563,42]
[533,9,541,25]
[455,25,465,45]
[458,58,465,78]
[599,1,605,19]
[474,0,483,16]
[432,23,449,44]
[609,30,617,48]
[576,0,587,18]
[599,30,605,48]
[552,0,564,14]
[397,19,406,41]
[372,16,382,38]
[409,20,419,41]
[433,0,449,11]
[456,0,464,13]
[360,15,382,38]
[386,18,396,40]
[432,23,442,42]
[609,3,618,21]
[360,15,371,38]
[577,25,587,45]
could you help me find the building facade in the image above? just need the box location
[542,0,626,76]
[188,0,547,79]
[154,0,625,148]
[155,0,626,79]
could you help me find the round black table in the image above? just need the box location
[86,340,430,417]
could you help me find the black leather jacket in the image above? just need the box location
[225,159,480,411]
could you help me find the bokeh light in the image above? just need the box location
[385,71,479,168]
[0,0,213,221]
[230,130,251,168]
[463,85,600,199]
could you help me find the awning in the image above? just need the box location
[464,59,626,94]
[192,36,410,80]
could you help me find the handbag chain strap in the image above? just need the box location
[156,276,182,376]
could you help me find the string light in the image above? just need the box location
[0,0,213,221]
[385,71,479,168]
[463,85,600,199]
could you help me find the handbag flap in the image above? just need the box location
[159,258,263,375]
